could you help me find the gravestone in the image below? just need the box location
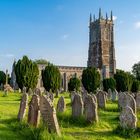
[107,88,112,100]
[28,88,33,95]
[40,95,61,136]
[70,91,76,103]
[57,96,66,112]
[84,94,98,123]
[34,88,41,96]
[72,94,83,117]
[119,106,137,129]
[136,93,140,111]
[96,91,106,109]
[118,92,127,110]
[112,89,118,101]
[17,93,28,121]
[126,94,136,114]
[22,87,26,94]
[28,95,40,127]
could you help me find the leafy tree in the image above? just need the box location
[68,77,81,92]
[103,77,116,92]
[42,64,61,92]
[34,59,48,65]
[131,79,140,92]
[132,61,140,81]
[15,56,39,90]
[82,67,100,93]
[0,71,6,85]
[114,70,133,92]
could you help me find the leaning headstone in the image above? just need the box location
[28,88,33,95]
[28,95,40,127]
[118,92,127,110]
[136,93,140,111]
[34,88,41,96]
[112,89,118,101]
[119,106,137,129]
[17,93,28,121]
[72,94,83,117]
[96,91,106,109]
[84,94,98,123]
[40,95,61,136]
[126,94,136,114]
[57,96,66,112]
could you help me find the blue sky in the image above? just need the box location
[0,0,140,73]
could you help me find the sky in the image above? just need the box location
[0,0,140,74]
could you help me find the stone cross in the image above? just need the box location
[17,93,28,121]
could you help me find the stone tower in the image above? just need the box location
[87,9,116,79]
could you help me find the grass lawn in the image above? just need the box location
[0,91,139,140]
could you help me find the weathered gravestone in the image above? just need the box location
[17,93,28,121]
[136,93,140,111]
[118,92,127,110]
[34,88,41,96]
[107,88,112,100]
[72,94,83,117]
[28,95,40,127]
[57,96,66,112]
[70,91,76,103]
[96,91,106,109]
[112,89,118,101]
[119,106,137,129]
[84,94,98,123]
[40,95,61,136]
[126,94,136,114]
[22,86,26,94]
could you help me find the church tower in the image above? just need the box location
[87,9,116,79]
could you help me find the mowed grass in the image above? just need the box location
[0,91,140,140]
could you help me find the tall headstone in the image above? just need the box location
[107,88,112,100]
[57,96,66,112]
[96,91,106,109]
[70,91,76,103]
[119,106,137,129]
[112,89,118,101]
[40,95,61,136]
[28,95,40,127]
[72,94,83,117]
[84,94,98,123]
[118,92,127,110]
[17,93,28,121]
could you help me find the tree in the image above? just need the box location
[42,64,61,92]
[103,78,116,92]
[131,79,140,92]
[0,71,6,85]
[114,70,133,92]
[15,56,39,90]
[68,77,81,92]
[34,59,48,65]
[132,61,140,81]
[82,67,100,93]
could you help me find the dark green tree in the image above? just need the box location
[68,77,81,92]
[42,64,61,92]
[103,77,116,92]
[131,79,140,92]
[15,56,39,90]
[0,71,6,85]
[82,67,100,93]
[132,61,140,81]
[34,59,48,65]
[114,70,133,92]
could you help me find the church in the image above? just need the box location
[10,9,116,91]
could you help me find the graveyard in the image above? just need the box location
[0,90,140,140]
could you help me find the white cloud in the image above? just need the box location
[61,34,69,40]
[135,21,140,29]
[113,16,117,21]
[0,54,14,58]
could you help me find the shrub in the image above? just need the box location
[82,67,100,93]
[15,56,39,91]
[131,79,140,92]
[103,78,116,92]
[68,77,81,92]
[0,71,6,85]
[42,64,61,92]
